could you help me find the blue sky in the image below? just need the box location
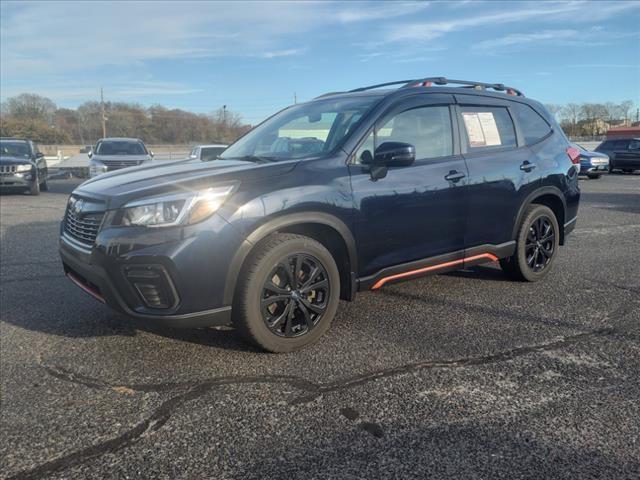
[1,0,639,124]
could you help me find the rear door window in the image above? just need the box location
[512,104,551,145]
[459,106,517,150]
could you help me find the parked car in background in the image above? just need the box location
[88,138,153,178]
[0,138,48,195]
[189,144,228,162]
[596,137,640,174]
[573,143,609,179]
[60,77,580,352]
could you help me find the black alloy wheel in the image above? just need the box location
[234,233,340,352]
[524,215,555,273]
[500,204,560,282]
[261,254,330,337]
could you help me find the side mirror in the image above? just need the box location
[373,142,416,167]
[87,150,93,158]
[149,151,155,158]
[35,152,44,158]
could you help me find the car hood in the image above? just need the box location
[74,158,298,209]
[0,156,32,165]
[91,154,152,162]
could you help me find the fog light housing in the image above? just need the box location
[123,265,178,310]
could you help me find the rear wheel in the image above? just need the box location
[586,173,600,179]
[500,205,560,282]
[234,233,340,352]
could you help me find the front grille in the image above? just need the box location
[102,159,140,170]
[0,165,18,174]
[63,197,105,247]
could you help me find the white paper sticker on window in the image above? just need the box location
[462,112,502,147]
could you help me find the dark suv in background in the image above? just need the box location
[596,137,640,173]
[60,77,580,352]
[0,138,48,195]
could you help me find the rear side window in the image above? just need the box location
[512,104,551,144]
[629,140,640,150]
[459,106,516,150]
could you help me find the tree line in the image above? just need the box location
[0,93,251,145]
[545,100,638,138]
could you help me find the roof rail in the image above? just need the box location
[404,77,524,96]
[314,77,524,98]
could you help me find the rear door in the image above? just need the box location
[455,95,542,253]
[615,139,640,170]
[348,94,469,277]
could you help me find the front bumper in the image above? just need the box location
[0,172,35,188]
[59,213,248,328]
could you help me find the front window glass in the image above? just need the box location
[0,141,30,158]
[629,139,640,150]
[220,96,381,162]
[96,141,147,155]
[355,105,453,163]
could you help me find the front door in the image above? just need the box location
[348,95,468,278]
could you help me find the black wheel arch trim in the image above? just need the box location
[512,186,567,244]
[223,212,358,305]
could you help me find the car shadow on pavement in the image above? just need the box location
[444,264,511,282]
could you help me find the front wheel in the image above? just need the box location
[586,173,601,179]
[500,205,560,282]
[28,178,40,196]
[233,233,340,352]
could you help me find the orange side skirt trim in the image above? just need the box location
[371,253,499,290]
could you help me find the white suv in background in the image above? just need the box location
[89,138,153,177]
[188,144,228,162]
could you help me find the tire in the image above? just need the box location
[40,173,49,191]
[609,164,616,174]
[233,233,340,352]
[28,178,40,196]
[586,173,600,180]
[623,169,633,174]
[500,204,560,282]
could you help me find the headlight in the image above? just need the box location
[16,164,33,172]
[120,185,235,227]
[90,164,107,178]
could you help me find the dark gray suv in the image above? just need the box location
[0,138,48,195]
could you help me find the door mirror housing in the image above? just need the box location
[87,150,93,158]
[35,151,44,158]
[373,142,416,167]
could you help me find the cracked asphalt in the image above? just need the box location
[1,174,639,479]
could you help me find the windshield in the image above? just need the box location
[201,146,227,161]
[220,96,381,161]
[0,141,30,158]
[96,140,147,156]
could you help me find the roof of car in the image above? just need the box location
[98,137,145,142]
[0,137,30,142]
[196,144,228,148]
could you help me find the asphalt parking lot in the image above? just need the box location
[1,174,639,479]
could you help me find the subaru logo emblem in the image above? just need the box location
[73,199,84,215]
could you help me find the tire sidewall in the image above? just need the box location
[515,205,560,282]
[241,236,340,352]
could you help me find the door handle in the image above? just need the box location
[444,170,466,182]
[520,161,537,172]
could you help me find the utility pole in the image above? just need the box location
[100,87,107,138]
[294,92,297,104]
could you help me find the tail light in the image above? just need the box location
[566,146,581,165]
